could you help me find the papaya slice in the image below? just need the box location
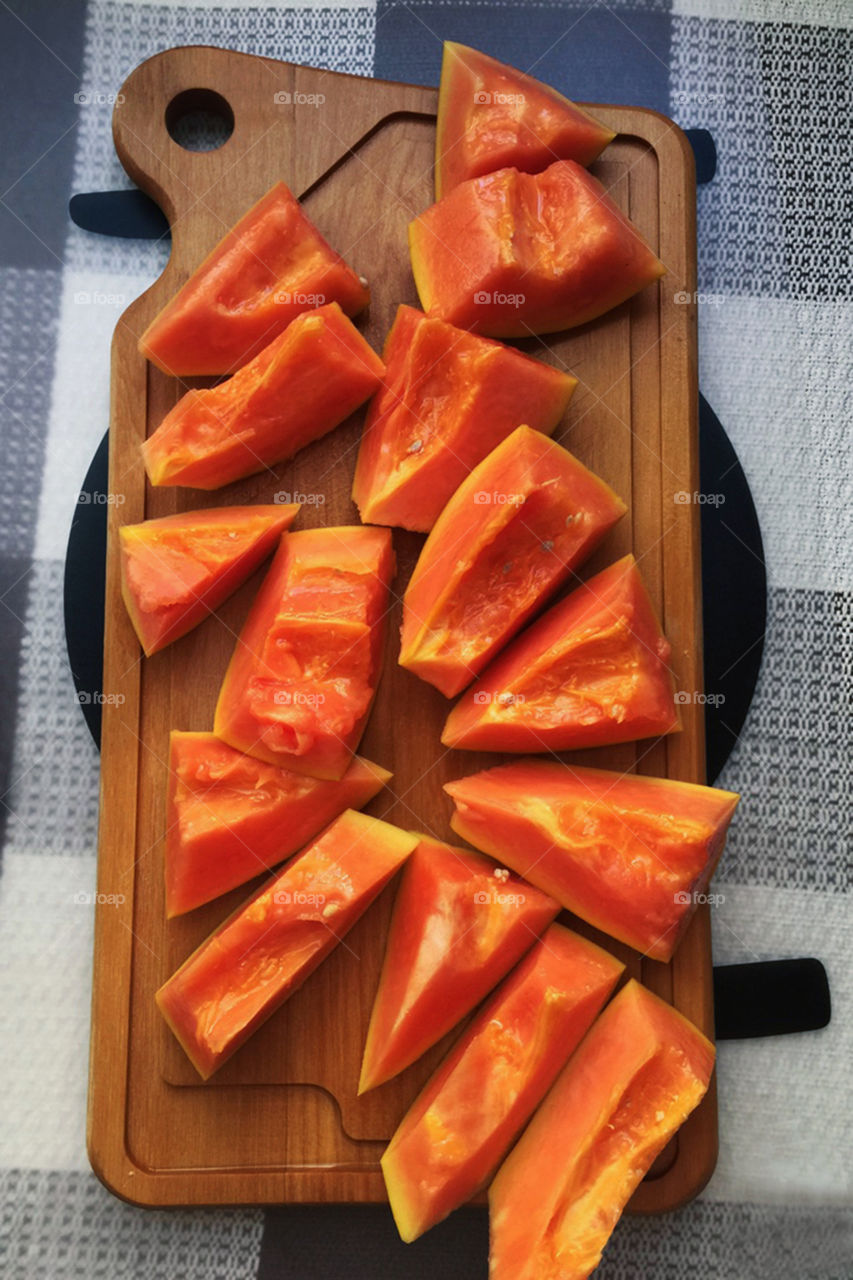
[400,426,626,698]
[352,306,576,532]
[441,553,678,750]
[142,302,384,490]
[119,503,299,656]
[445,760,739,961]
[139,181,369,375]
[214,526,394,780]
[381,924,624,1242]
[435,42,614,198]
[489,979,715,1280]
[359,837,559,1093]
[409,159,665,337]
[165,732,391,916]
[157,810,417,1079]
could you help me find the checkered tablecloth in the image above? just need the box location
[1,1,851,1276]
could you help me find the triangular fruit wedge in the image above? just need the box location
[142,303,384,490]
[138,181,369,375]
[165,731,391,916]
[489,981,715,1280]
[381,924,624,1242]
[215,526,394,780]
[435,42,614,198]
[157,810,417,1079]
[119,503,299,656]
[445,760,739,961]
[442,554,679,750]
[410,160,665,337]
[401,426,626,697]
[352,306,576,532]
[358,837,559,1093]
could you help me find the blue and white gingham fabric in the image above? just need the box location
[0,1,850,1276]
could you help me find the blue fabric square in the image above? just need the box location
[0,0,88,268]
[374,1,673,116]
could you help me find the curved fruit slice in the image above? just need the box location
[435,42,614,198]
[409,160,665,337]
[165,731,391,916]
[119,504,298,656]
[352,306,576,532]
[446,760,739,961]
[142,303,384,490]
[489,979,715,1280]
[214,526,394,780]
[382,924,624,1242]
[156,810,417,1079]
[138,181,369,375]
[359,837,559,1093]
[442,553,678,750]
[400,426,625,698]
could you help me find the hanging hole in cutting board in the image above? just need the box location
[166,88,234,152]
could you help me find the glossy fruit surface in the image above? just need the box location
[165,731,391,915]
[435,41,614,198]
[446,759,739,960]
[214,526,394,780]
[400,426,626,697]
[156,810,416,1079]
[441,553,678,749]
[142,303,384,489]
[381,923,624,1241]
[139,181,369,375]
[410,160,665,337]
[352,306,575,532]
[359,837,559,1093]
[119,504,298,655]
[489,979,715,1280]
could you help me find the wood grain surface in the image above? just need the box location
[88,45,711,1210]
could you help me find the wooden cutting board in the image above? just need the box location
[89,45,710,1211]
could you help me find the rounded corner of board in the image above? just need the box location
[87,1132,162,1209]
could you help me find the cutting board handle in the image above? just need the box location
[112,46,292,242]
[112,45,436,274]
[714,958,830,1040]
